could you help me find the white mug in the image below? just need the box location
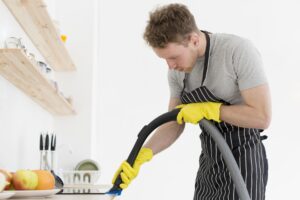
[4,37,25,49]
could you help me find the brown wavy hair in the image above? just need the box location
[143,4,199,48]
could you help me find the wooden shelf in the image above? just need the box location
[0,49,75,115]
[3,0,76,71]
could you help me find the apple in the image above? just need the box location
[12,170,38,190]
[0,173,9,192]
[0,169,13,190]
[5,183,15,190]
[6,172,15,190]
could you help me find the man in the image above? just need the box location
[112,3,271,200]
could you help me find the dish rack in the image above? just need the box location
[58,170,101,186]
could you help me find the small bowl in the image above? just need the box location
[75,159,100,171]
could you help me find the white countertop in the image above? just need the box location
[4,184,121,200]
[10,194,121,200]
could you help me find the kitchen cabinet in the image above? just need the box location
[2,0,76,71]
[0,49,75,115]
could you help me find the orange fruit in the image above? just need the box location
[33,170,55,190]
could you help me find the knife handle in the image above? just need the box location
[45,134,49,150]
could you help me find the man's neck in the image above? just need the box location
[198,31,207,58]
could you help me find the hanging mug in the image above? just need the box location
[4,37,25,49]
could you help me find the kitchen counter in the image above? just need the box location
[6,184,121,200]
[10,194,121,200]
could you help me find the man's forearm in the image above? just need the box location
[220,104,271,129]
[144,121,184,155]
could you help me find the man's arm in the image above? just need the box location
[220,84,272,129]
[144,97,185,155]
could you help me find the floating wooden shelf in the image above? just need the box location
[0,49,75,115]
[3,0,76,71]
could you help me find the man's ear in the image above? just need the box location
[189,32,200,47]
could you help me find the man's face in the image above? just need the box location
[153,40,198,73]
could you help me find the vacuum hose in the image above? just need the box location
[109,108,251,200]
[199,120,251,200]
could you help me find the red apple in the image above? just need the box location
[5,183,15,190]
[0,169,13,190]
[12,170,38,190]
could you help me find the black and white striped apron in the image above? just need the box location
[180,31,268,200]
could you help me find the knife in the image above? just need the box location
[44,133,50,170]
[50,133,56,172]
[39,133,44,170]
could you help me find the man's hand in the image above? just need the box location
[176,102,222,124]
[112,147,153,189]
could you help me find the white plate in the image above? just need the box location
[0,191,15,199]
[12,189,61,198]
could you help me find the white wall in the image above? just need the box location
[51,0,97,170]
[95,0,300,200]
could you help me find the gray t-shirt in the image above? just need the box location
[168,33,267,105]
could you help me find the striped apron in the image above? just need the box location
[180,31,268,200]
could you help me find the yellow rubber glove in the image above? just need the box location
[112,147,153,189]
[176,102,222,124]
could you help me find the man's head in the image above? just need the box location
[144,4,203,72]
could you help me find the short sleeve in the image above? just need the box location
[233,39,268,91]
[168,70,182,98]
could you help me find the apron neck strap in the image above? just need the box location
[201,30,210,86]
